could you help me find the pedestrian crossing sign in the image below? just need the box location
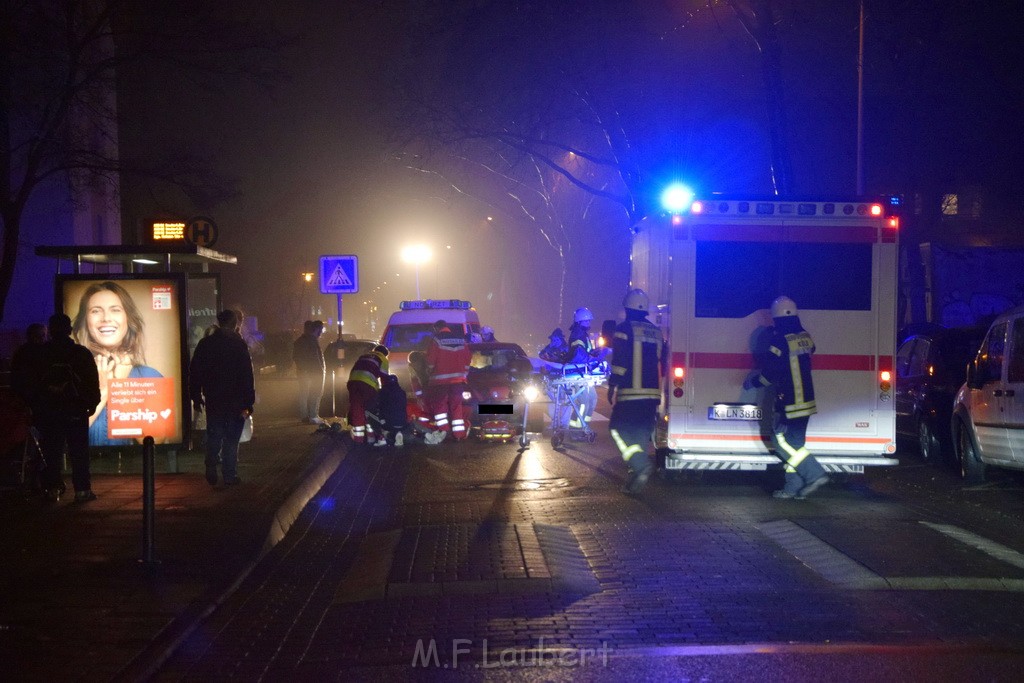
[319,255,359,294]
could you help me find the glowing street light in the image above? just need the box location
[400,244,432,300]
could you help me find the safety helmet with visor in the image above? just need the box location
[573,307,594,324]
[770,296,798,318]
[623,288,649,313]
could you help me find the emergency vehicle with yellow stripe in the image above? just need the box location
[631,197,901,474]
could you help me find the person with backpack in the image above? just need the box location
[34,314,101,502]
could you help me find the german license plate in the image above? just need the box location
[708,404,762,421]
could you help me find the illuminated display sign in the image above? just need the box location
[58,275,188,447]
[152,221,186,241]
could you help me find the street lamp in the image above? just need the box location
[400,244,432,300]
[301,271,314,321]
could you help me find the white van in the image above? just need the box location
[379,299,481,352]
[379,299,482,392]
[952,305,1024,482]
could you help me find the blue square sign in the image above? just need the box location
[319,255,359,294]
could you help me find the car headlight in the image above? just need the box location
[522,384,540,402]
[462,390,473,401]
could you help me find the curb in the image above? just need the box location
[112,443,344,682]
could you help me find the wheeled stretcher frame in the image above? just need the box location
[545,365,606,448]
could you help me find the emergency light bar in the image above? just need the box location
[685,200,889,218]
[399,299,473,310]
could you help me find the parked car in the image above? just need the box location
[463,342,544,444]
[894,326,985,462]
[953,306,1024,482]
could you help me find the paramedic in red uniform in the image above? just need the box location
[608,289,664,496]
[425,320,473,440]
[346,345,389,444]
[746,296,830,499]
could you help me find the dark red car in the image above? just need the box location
[462,342,543,445]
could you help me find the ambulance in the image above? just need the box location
[631,197,901,474]
[378,299,482,393]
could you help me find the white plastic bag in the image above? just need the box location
[240,414,254,443]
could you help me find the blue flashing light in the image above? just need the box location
[661,183,695,213]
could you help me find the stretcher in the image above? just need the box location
[543,361,607,448]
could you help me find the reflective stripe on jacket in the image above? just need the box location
[609,317,663,401]
[348,351,388,389]
[754,316,817,419]
[425,330,472,385]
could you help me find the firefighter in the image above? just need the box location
[565,307,606,428]
[346,345,389,444]
[425,319,473,440]
[480,325,496,343]
[745,296,830,499]
[608,289,664,496]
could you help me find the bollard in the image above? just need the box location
[140,435,159,566]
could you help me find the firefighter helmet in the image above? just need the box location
[373,344,389,357]
[573,307,594,323]
[770,296,798,318]
[623,288,649,312]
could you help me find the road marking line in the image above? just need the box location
[757,520,887,589]
[759,520,1024,592]
[920,522,1024,570]
[614,641,1024,657]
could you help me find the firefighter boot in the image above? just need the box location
[621,464,653,496]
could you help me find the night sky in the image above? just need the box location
[117,0,1024,347]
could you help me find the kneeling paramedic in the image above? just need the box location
[346,345,389,444]
[608,289,664,496]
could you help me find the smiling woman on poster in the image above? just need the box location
[72,281,163,446]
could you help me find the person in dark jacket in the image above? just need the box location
[608,290,664,496]
[190,310,256,486]
[369,374,409,447]
[10,322,49,406]
[292,320,326,424]
[539,328,568,362]
[745,296,829,500]
[33,314,102,502]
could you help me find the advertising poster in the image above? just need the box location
[58,275,187,447]
[186,275,220,359]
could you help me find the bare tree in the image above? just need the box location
[0,0,285,323]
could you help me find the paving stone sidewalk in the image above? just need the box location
[0,395,343,683]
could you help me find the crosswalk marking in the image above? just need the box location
[920,522,1024,571]
[759,520,1024,592]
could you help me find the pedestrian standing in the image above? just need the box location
[425,320,473,440]
[32,314,101,502]
[746,296,830,499]
[346,345,389,444]
[189,310,256,486]
[10,322,49,404]
[608,290,664,496]
[293,320,326,424]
